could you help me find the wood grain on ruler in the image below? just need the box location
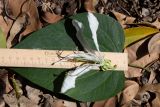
[0,49,128,70]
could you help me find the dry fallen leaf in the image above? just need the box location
[152,18,160,29]
[3,91,38,107]
[121,80,139,105]
[7,0,29,18]
[124,38,148,63]
[104,97,116,107]
[124,38,148,78]
[147,68,156,84]
[63,100,77,107]
[6,0,41,48]
[52,99,76,107]
[134,84,160,107]
[41,12,63,24]
[84,0,97,12]
[7,12,29,48]
[80,103,88,107]
[151,92,160,107]
[124,30,160,78]
[126,53,159,78]
[26,85,42,105]
[0,69,12,93]
[93,100,106,107]
[112,11,135,28]
[140,84,160,94]
[0,16,13,37]
[148,33,160,54]
[20,0,41,36]
[0,1,13,39]
[92,97,116,107]
[130,53,159,70]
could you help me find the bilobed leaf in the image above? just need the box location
[124,27,159,47]
[0,28,6,48]
[12,13,125,101]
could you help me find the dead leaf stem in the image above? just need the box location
[3,0,16,20]
[128,64,151,73]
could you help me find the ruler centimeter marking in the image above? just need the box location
[0,49,128,70]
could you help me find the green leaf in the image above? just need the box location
[12,13,125,101]
[124,27,159,47]
[0,28,6,48]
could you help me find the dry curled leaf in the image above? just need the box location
[0,17,12,34]
[146,67,156,84]
[0,14,13,39]
[93,100,107,107]
[148,33,160,54]
[126,53,159,78]
[7,0,28,18]
[112,11,135,28]
[124,38,148,63]
[152,18,160,29]
[40,94,54,107]
[103,97,116,107]
[141,84,160,94]
[121,80,139,105]
[80,103,88,107]
[20,0,41,35]
[134,84,160,107]
[3,91,38,107]
[7,12,29,48]
[26,85,42,105]
[130,53,159,71]
[6,0,41,48]
[84,0,97,12]
[124,38,148,78]
[93,97,116,107]
[52,99,76,107]
[41,12,63,24]
[124,36,159,78]
[0,69,12,93]
[151,92,160,107]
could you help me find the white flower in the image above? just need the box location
[60,13,116,93]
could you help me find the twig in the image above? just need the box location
[128,64,151,73]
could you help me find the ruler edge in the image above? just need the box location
[0,48,128,70]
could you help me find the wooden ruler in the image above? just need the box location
[0,49,128,70]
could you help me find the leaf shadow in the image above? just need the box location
[53,70,67,92]
[136,37,151,60]
[53,69,80,102]
[64,18,84,51]
[8,68,77,101]
[53,18,85,93]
